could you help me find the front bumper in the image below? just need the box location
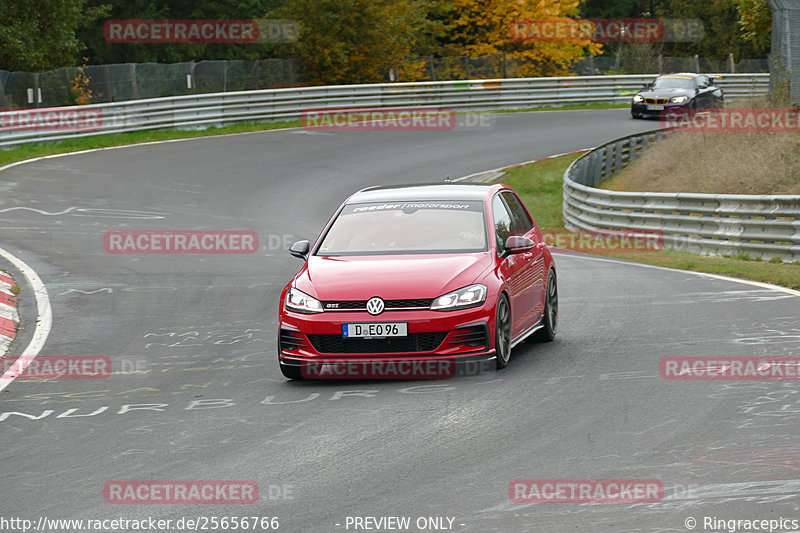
[278,305,496,368]
[631,102,689,118]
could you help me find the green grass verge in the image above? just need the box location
[502,153,800,291]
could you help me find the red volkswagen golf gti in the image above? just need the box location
[277,183,557,379]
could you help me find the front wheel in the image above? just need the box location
[495,294,512,369]
[533,270,558,342]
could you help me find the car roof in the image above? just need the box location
[658,73,699,78]
[347,183,502,204]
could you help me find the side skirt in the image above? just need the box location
[510,318,544,349]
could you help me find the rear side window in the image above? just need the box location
[501,191,534,234]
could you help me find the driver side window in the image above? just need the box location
[492,195,513,256]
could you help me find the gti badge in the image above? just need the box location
[366,297,385,316]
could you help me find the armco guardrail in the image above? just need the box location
[563,129,800,261]
[0,73,768,149]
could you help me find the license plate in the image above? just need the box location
[647,104,664,110]
[343,323,407,338]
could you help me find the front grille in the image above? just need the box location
[280,329,308,352]
[448,324,489,348]
[308,332,447,354]
[322,298,434,311]
[644,97,669,104]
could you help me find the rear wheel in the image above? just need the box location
[533,270,558,342]
[495,294,512,369]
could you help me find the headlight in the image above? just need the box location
[670,96,688,103]
[431,284,487,311]
[633,94,643,102]
[285,288,323,314]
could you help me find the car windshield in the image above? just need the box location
[316,200,488,255]
[652,76,695,90]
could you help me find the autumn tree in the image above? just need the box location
[0,0,109,71]
[656,0,752,59]
[268,0,441,85]
[732,0,771,53]
[443,0,602,77]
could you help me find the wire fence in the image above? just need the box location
[0,53,769,109]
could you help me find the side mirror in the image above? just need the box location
[504,235,536,256]
[289,240,310,259]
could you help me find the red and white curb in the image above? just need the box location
[0,272,19,356]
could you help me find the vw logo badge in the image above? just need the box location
[366,297,385,316]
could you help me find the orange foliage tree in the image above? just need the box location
[445,0,602,77]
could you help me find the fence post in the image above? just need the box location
[0,72,6,108]
[32,73,41,107]
[728,52,735,73]
[464,55,470,80]
[64,68,72,105]
[693,54,700,73]
[129,63,138,100]
[104,65,112,102]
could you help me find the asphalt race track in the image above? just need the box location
[1,109,799,532]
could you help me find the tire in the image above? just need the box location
[685,99,698,118]
[495,294,512,369]
[532,270,558,342]
[631,112,642,119]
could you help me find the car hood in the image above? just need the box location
[294,253,493,300]
[637,87,694,98]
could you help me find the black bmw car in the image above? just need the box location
[631,73,724,119]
